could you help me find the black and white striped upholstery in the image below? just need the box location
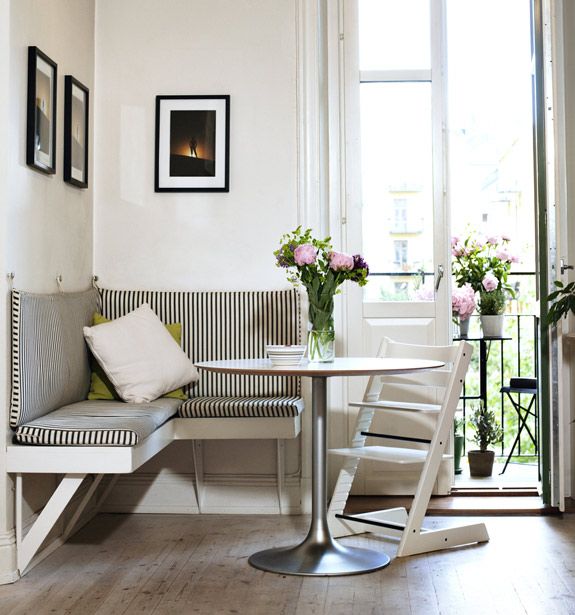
[14,399,181,446]
[99,289,302,399]
[179,396,304,419]
[10,287,303,447]
[10,289,101,429]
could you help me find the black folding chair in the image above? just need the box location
[499,377,537,475]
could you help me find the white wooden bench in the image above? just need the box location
[6,287,303,576]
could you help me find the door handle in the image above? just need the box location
[561,259,574,275]
[435,264,444,292]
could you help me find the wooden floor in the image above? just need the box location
[3,512,575,614]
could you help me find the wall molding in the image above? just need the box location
[101,472,302,515]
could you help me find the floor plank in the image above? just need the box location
[2,513,575,614]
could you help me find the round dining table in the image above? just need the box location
[195,356,444,576]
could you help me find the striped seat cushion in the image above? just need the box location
[179,396,304,419]
[14,398,182,446]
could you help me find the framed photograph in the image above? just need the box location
[64,76,89,188]
[155,95,230,192]
[26,46,57,174]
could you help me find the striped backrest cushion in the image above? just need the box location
[10,288,101,428]
[98,289,302,397]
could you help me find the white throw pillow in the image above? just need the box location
[83,303,199,403]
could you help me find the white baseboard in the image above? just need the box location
[0,529,18,585]
[101,472,302,515]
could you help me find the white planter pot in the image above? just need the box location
[480,314,504,338]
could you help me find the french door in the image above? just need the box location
[340,0,550,498]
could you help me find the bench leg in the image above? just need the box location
[192,441,204,513]
[16,473,92,575]
[276,439,285,514]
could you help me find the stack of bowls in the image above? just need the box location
[265,344,306,366]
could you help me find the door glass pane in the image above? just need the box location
[359,0,431,71]
[447,0,535,274]
[360,83,434,302]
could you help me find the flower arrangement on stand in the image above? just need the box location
[451,232,518,337]
[452,283,476,337]
[274,227,369,362]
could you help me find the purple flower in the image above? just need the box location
[294,244,317,266]
[451,236,460,247]
[352,254,369,274]
[501,233,512,242]
[482,272,499,292]
[276,254,290,268]
[486,235,499,245]
[329,251,354,271]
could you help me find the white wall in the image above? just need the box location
[93,0,301,512]
[94,0,298,291]
[0,0,95,582]
[7,0,95,293]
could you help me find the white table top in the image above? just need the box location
[195,357,444,377]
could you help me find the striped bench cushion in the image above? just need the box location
[10,289,101,428]
[14,399,181,446]
[179,396,304,419]
[98,289,302,398]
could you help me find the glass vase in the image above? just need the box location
[307,327,335,363]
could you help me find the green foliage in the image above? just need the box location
[547,280,575,326]
[478,288,507,315]
[468,402,503,452]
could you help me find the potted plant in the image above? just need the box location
[547,280,575,326]
[453,416,465,475]
[478,286,507,337]
[467,402,503,477]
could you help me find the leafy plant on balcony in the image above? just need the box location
[547,280,575,326]
[468,402,503,452]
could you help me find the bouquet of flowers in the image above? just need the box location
[452,232,518,315]
[275,226,369,361]
[452,283,476,322]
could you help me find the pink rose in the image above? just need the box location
[496,248,511,262]
[482,272,499,292]
[452,284,476,320]
[452,245,465,258]
[293,244,317,266]
[328,251,354,271]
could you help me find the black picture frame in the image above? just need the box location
[26,46,57,174]
[155,95,230,192]
[63,76,89,188]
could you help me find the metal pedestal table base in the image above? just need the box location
[249,537,390,576]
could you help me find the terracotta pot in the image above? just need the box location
[468,449,495,477]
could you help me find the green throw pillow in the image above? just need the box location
[87,312,188,401]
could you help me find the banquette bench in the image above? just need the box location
[6,286,303,576]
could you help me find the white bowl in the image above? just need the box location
[266,344,306,366]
